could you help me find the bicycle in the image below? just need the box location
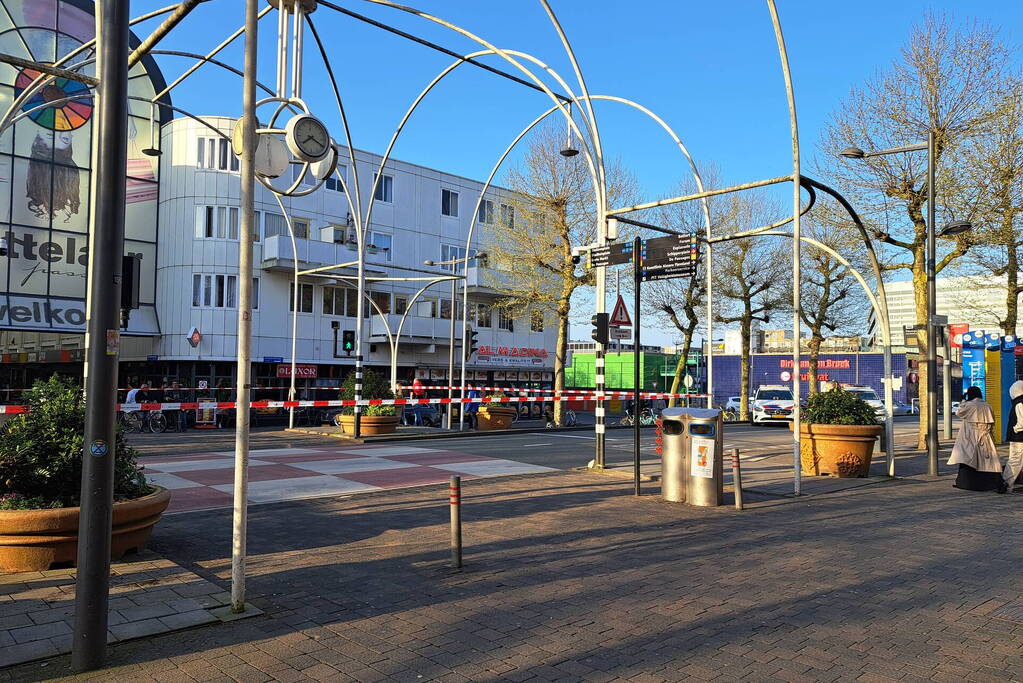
[118,409,166,433]
[721,408,739,422]
[543,408,577,428]
[619,408,655,427]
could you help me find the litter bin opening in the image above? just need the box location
[663,421,684,435]
[690,423,716,437]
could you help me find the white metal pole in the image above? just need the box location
[231,0,257,614]
[768,0,802,496]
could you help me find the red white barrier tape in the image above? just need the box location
[0,389,710,414]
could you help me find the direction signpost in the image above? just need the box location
[584,231,700,496]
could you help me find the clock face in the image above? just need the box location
[291,115,329,161]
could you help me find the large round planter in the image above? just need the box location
[478,406,517,431]
[339,414,399,435]
[0,487,171,573]
[797,423,883,478]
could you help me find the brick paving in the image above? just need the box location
[3,455,1022,682]
[0,552,258,669]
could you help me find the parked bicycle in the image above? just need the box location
[118,409,167,433]
[619,407,655,427]
[721,407,739,422]
[543,405,577,428]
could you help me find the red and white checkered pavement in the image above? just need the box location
[144,445,556,513]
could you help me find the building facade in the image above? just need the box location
[0,115,558,396]
[868,275,1020,346]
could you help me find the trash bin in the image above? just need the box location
[659,407,724,506]
[660,408,687,503]
[685,408,724,507]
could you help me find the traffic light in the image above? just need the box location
[341,330,355,356]
[591,312,609,346]
[465,325,478,361]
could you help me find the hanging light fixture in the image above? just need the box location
[560,100,578,157]
[141,102,161,156]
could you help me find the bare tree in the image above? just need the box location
[954,78,1023,334]
[799,217,865,394]
[483,124,637,424]
[713,195,790,420]
[818,14,1015,447]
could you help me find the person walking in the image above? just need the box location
[948,386,1004,492]
[1003,380,1023,493]
[464,388,480,430]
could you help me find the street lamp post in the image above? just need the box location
[840,135,972,476]
[426,251,486,430]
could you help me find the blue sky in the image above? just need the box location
[134,1,1023,345]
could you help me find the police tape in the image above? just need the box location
[0,390,711,414]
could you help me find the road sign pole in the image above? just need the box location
[73,0,130,670]
[633,236,642,496]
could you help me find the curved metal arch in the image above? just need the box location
[150,49,278,98]
[707,182,817,244]
[360,47,602,245]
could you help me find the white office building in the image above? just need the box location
[867,274,1018,346]
[0,116,557,395]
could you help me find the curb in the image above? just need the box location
[284,421,650,443]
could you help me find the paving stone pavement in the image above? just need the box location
[0,552,259,669]
[2,460,1022,682]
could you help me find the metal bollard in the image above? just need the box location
[449,476,462,569]
[731,448,744,511]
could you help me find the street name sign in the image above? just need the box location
[587,242,634,268]
[639,233,699,282]
[610,327,631,340]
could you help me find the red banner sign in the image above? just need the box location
[277,364,318,378]
[477,346,549,358]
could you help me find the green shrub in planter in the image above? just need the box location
[0,375,150,510]
[339,369,396,416]
[801,386,878,426]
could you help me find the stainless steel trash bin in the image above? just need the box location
[660,408,687,503]
[684,408,724,507]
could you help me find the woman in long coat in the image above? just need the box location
[948,386,1004,491]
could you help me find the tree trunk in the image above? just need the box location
[739,317,751,421]
[667,333,694,408]
[913,250,929,449]
[1004,243,1018,335]
[553,302,569,425]
[807,334,823,395]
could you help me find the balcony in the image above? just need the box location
[370,315,458,346]
[260,234,389,274]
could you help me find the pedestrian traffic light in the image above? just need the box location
[591,312,609,345]
[465,325,478,361]
[342,330,355,356]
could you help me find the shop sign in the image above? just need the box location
[277,363,318,378]
[779,358,850,370]
[477,346,549,359]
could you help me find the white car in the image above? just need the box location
[843,385,887,422]
[752,385,794,425]
[725,396,741,412]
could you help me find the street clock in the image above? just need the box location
[284,113,330,163]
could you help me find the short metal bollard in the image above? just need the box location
[731,448,744,511]
[449,475,462,569]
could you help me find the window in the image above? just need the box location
[368,230,392,262]
[346,288,359,318]
[325,165,347,192]
[252,278,259,309]
[416,299,437,318]
[441,244,475,270]
[530,309,544,332]
[264,212,287,238]
[370,291,391,315]
[373,173,393,202]
[394,295,408,315]
[291,164,316,188]
[476,303,491,328]
[498,309,513,332]
[196,137,233,171]
[500,203,515,228]
[323,286,346,315]
[440,299,451,320]
[289,283,314,313]
[192,274,237,309]
[293,218,310,240]
[196,205,239,240]
[478,199,494,224]
[442,189,459,217]
[252,210,261,242]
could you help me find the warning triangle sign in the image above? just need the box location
[609,295,632,327]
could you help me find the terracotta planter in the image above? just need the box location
[339,414,399,435]
[797,423,883,478]
[0,487,171,573]
[477,406,517,431]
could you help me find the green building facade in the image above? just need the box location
[565,351,701,391]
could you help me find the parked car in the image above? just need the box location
[751,385,794,425]
[891,400,913,416]
[725,396,741,412]
[402,403,439,427]
[843,385,887,422]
